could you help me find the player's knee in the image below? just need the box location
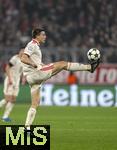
[11,99,16,103]
[31,99,39,108]
[7,99,16,103]
[59,61,68,69]
[31,104,38,109]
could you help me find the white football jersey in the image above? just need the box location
[9,55,23,85]
[22,39,43,75]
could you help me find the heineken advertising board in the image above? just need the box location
[40,84,117,107]
[0,84,117,107]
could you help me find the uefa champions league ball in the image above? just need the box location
[87,48,101,61]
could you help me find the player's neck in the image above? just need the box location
[32,39,40,45]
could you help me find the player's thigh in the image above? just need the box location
[5,94,17,102]
[5,95,13,102]
[31,87,40,108]
[27,69,52,85]
[52,61,68,76]
[4,80,13,97]
[4,77,19,101]
[11,95,17,102]
[5,86,19,97]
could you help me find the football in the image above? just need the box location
[87,48,101,61]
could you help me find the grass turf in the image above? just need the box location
[0,105,117,150]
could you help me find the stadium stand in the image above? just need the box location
[0,0,117,81]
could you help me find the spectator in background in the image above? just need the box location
[0,0,117,49]
[0,0,116,82]
[106,49,117,63]
[67,71,78,85]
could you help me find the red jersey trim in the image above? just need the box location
[40,64,54,71]
[32,39,39,45]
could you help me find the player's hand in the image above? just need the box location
[31,63,37,68]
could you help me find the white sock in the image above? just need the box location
[2,102,14,118]
[0,99,6,108]
[67,62,91,71]
[25,107,36,127]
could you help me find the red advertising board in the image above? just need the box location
[46,64,117,84]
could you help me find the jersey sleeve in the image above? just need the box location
[24,43,35,56]
[9,55,17,66]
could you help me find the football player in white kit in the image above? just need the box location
[20,27,100,131]
[0,49,25,122]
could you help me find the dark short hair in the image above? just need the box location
[32,27,45,38]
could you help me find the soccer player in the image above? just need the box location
[0,49,25,122]
[20,27,100,131]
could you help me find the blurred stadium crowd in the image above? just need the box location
[0,0,117,81]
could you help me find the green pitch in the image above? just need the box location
[0,105,117,150]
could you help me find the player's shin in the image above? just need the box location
[2,102,14,118]
[25,107,36,127]
[67,62,91,71]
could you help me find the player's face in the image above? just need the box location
[37,31,46,43]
